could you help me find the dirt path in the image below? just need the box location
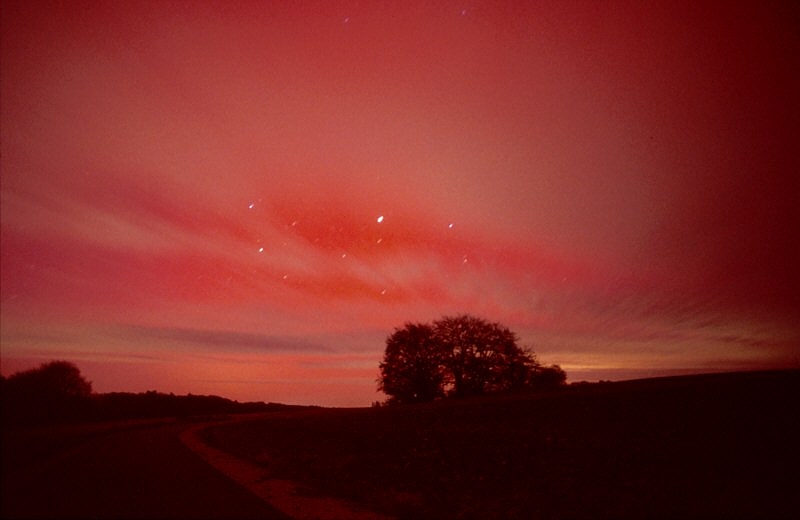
[180,419,393,520]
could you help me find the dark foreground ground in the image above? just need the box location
[1,418,290,519]
[200,370,800,520]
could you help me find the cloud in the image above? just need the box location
[115,325,334,354]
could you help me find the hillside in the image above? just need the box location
[200,370,800,520]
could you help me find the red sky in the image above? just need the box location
[2,0,798,406]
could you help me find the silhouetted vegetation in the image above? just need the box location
[0,360,299,428]
[1,361,93,425]
[87,390,298,423]
[378,314,565,404]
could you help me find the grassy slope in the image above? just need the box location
[201,370,800,520]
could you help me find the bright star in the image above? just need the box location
[376,215,384,223]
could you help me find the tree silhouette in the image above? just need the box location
[378,314,565,404]
[434,314,527,397]
[528,363,567,389]
[1,360,92,424]
[378,322,446,404]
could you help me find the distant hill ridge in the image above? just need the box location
[1,360,315,427]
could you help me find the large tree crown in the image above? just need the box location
[378,314,565,404]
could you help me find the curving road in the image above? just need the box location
[2,421,292,519]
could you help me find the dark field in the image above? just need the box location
[200,370,800,520]
[1,418,291,519]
